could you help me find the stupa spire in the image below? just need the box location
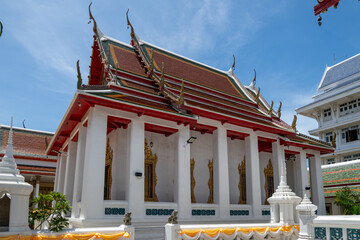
[0,117,19,174]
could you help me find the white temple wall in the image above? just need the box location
[190,131,213,204]
[145,131,175,202]
[259,152,272,205]
[227,138,245,204]
[108,128,127,200]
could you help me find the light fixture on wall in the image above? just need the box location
[183,136,197,147]
[150,133,153,148]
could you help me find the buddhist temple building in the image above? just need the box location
[48,8,333,227]
[0,125,56,199]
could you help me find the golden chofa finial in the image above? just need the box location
[268,101,274,116]
[231,55,236,70]
[76,60,83,89]
[252,69,257,86]
[277,101,282,118]
[88,2,97,34]
[126,9,135,38]
[291,115,297,132]
[255,87,260,105]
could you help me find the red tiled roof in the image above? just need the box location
[1,127,53,157]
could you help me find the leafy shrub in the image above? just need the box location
[29,192,71,232]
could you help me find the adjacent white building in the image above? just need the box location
[296,53,360,214]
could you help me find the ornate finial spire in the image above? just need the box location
[252,69,256,86]
[76,60,83,89]
[178,80,185,106]
[255,87,260,105]
[291,115,297,132]
[269,101,274,116]
[0,117,19,174]
[126,9,135,38]
[159,62,165,90]
[88,2,97,34]
[277,101,282,118]
[231,55,236,71]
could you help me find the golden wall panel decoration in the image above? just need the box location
[264,158,274,205]
[144,139,158,202]
[238,156,246,204]
[207,159,214,204]
[190,158,196,203]
[104,138,113,200]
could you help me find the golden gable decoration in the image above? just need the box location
[104,138,113,200]
[190,158,196,203]
[207,159,214,204]
[238,156,246,204]
[264,158,274,205]
[144,139,158,202]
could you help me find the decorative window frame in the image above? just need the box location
[264,159,274,205]
[104,138,113,200]
[144,139,158,202]
[238,156,246,204]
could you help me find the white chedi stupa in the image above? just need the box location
[0,118,33,232]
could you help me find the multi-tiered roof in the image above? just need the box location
[46,7,333,155]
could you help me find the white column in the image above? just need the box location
[295,150,308,198]
[8,190,33,232]
[245,132,262,217]
[54,155,60,191]
[213,126,230,218]
[271,140,284,190]
[34,176,41,198]
[309,153,326,215]
[80,107,108,219]
[126,117,145,220]
[71,125,87,219]
[174,125,191,219]
[63,141,77,204]
[57,153,67,194]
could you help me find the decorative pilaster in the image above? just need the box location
[175,125,191,219]
[213,126,230,218]
[64,141,77,204]
[309,153,326,215]
[245,132,262,217]
[126,117,145,220]
[71,125,87,219]
[80,107,108,219]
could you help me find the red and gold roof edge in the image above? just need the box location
[314,0,341,16]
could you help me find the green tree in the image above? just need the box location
[29,192,71,232]
[334,187,360,215]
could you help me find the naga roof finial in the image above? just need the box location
[231,54,236,71]
[88,2,97,34]
[269,101,274,116]
[159,62,165,90]
[178,80,185,106]
[277,101,282,118]
[252,69,257,86]
[126,9,135,38]
[291,115,297,132]
[255,87,260,105]
[76,60,83,89]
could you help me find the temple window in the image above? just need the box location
[144,139,158,202]
[264,159,274,205]
[325,132,333,143]
[0,192,10,230]
[344,155,352,162]
[341,125,360,143]
[323,108,332,121]
[104,138,113,200]
[327,158,335,164]
[238,156,246,204]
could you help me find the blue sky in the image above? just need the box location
[1,1,360,135]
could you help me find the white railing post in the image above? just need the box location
[165,223,180,240]
[296,194,317,240]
